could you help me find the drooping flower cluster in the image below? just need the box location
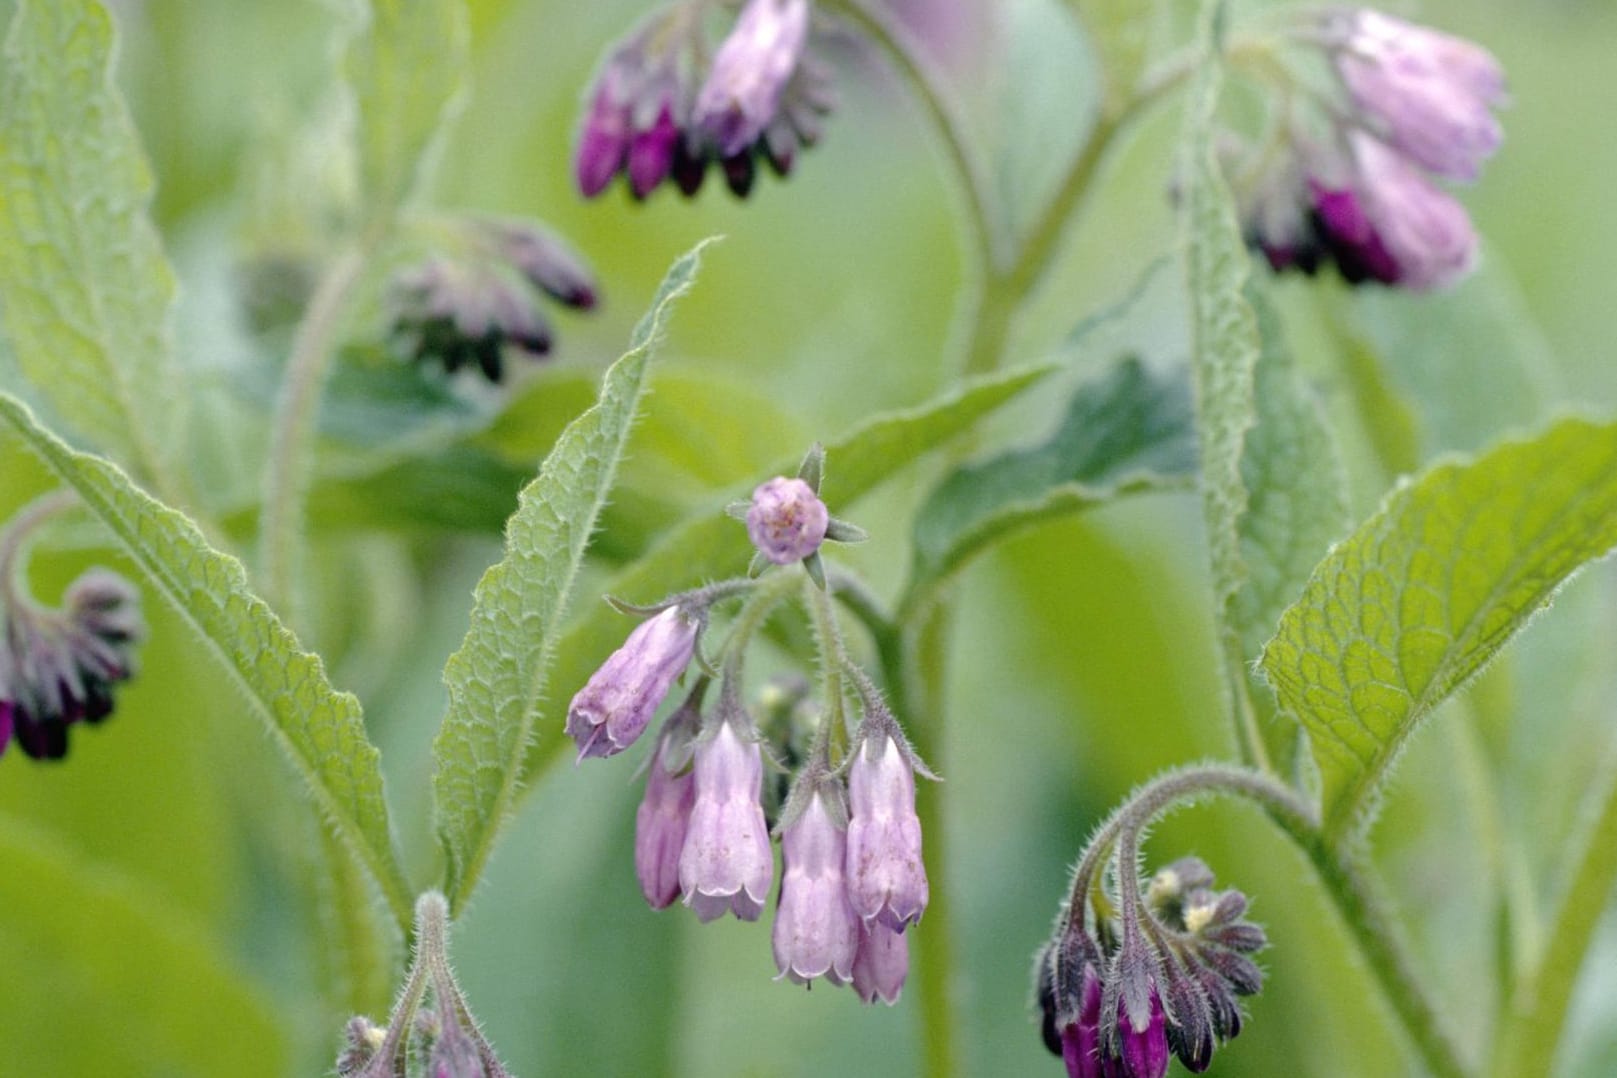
[1038,857,1267,1078]
[0,496,146,761]
[1232,9,1506,291]
[565,446,927,1002]
[387,215,598,382]
[574,0,837,200]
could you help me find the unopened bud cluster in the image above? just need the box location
[575,0,836,200]
[1037,857,1267,1078]
[0,496,145,761]
[566,446,923,1002]
[1229,8,1506,292]
[388,215,598,383]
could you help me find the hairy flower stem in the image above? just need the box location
[1063,764,1472,1078]
[259,243,367,625]
[803,577,851,763]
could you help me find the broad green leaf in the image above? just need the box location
[345,0,467,218]
[432,242,712,910]
[0,0,183,488]
[1259,418,1617,837]
[1232,286,1350,770]
[519,360,1058,788]
[0,812,285,1076]
[0,394,415,927]
[908,357,1196,610]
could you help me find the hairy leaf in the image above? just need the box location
[345,0,467,217]
[0,0,183,486]
[432,243,712,910]
[1260,419,1617,837]
[0,814,285,1076]
[520,360,1058,787]
[1233,287,1350,770]
[0,395,414,926]
[909,357,1196,608]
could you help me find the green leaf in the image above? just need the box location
[345,0,467,218]
[0,0,183,489]
[0,813,285,1077]
[432,242,713,910]
[520,360,1058,788]
[1232,286,1350,769]
[1259,418,1617,838]
[0,394,415,928]
[908,357,1196,609]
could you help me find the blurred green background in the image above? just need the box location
[3,0,1617,1074]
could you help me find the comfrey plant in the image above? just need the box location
[1225,8,1506,290]
[4,0,1617,1076]
[566,447,928,998]
[575,0,837,198]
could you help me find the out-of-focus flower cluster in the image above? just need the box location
[575,0,837,200]
[386,215,598,383]
[1231,8,1506,292]
[1037,858,1268,1078]
[0,496,145,762]
[565,447,925,1002]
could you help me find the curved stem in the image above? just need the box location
[0,489,78,606]
[259,244,367,623]
[819,0,1003,273]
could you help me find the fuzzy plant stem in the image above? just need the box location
[259,244,367,624]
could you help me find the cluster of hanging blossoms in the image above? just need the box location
[566,446,931,1001]
[1229,8,1506,292]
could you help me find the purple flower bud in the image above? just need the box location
[575,69,633,198]
[627,101,681,200]
[845,730,928,930]
[0,700,12,758]
[1330,9,1505,182]
[746,476,829,566]
[487,219,598,310]
[635,728,696,909]
[852,920,909,1004]
[566,606,699,761]
[1059,964,1104,1078]
[692,0,811,157]
[679,715,773,921]
[1116,980,1168,1078]
[772,787,860,986]
[1346,132,1477,291]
